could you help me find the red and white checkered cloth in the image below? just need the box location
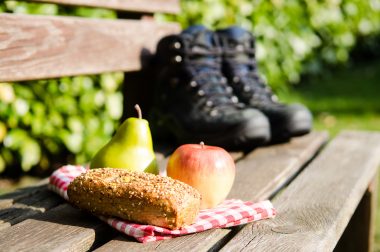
[49,165,276,243]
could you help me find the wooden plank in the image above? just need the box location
[221,130,380,252]
[27,0,180,14]
[368,174,378,252]
[0,184,63,231]
[0,204,118,252]
[228,131,328,201]
[94,132,328,252]
[0,13,180,82]
[0,179,49,209]
[335,172,378,252]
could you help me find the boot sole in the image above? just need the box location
[150,112,270,150]
[271,117,312,143]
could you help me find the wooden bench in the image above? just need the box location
[1,1,380,251]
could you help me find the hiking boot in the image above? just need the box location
[150,25,270,149]
[217,26,312,141]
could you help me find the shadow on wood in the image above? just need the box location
[334,173,378,252]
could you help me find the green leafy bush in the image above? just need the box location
[159,0,380,91]
[0,1,122,176]
[0,74,124,175]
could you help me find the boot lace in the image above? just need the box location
[180,35,242,115]
[224,47,280,108]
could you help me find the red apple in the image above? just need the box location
[167,142,235,209]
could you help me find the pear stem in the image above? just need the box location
[200,141,205,149]
[135,104,142,119]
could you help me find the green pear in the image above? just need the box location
[90,105,159,174]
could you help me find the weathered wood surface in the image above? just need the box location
[221,131,380,252]
[334,172,378,252]
[0,204,118,252]
[0,184,63,231]
[0,13,180,82]
[27,0,180,14]
[228,131,328,201]
[94,132,328,252]
[0,178,49,210]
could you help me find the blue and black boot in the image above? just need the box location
[150,25,270,149]
[217,26,313,141]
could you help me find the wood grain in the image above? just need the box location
[0,13,180,82]
[228,131,328,201]
[335,172,378,252]
[221,130,380,252]
[0,179,49,209]
[0,185,63,231]
[94,228,232,252]
[94,132,328,252]
[0,204,118,252]
[27,0,180,14]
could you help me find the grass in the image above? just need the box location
[278,58,380,250]
[278,60,380,136]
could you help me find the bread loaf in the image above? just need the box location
[67,168,201,229]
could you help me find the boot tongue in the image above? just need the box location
[219,26,254,64]
[182,25,216,51]
[182,25,220,71]
[220,26,254,48]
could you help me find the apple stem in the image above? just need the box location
[135,104,142,119]
[200,141,205,149]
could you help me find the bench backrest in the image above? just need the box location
[0,0,181,82]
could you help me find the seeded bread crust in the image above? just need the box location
[67,168,201,229]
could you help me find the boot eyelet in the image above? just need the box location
[206,100,213,107]
[236,45,244,51]
[174,55,182,63]
[197,90,205,96]
[226,86,233,94]
[243,85,250,92]
[271,95,278,102]
[210,109,218,117]
[231,96,239,103]
[190,81,197,87]
[221,77,227,84]
[173,42,181,49]
[233,76,240,83]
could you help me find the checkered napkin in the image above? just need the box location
[48,165,276,243]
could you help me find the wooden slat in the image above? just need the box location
[228,131,328,201]
[335,173,378,252]
[0,204,118,252]
[0,178,49,209]
[27,0,180,14]
[0,183,63,231]
[94,132,328,252]
[221,131,380,252]
[0,13,180,82]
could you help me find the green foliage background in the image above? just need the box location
[1,0,380,176]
